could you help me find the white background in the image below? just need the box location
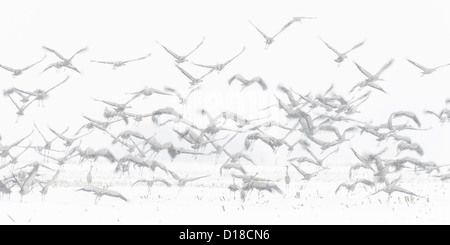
[1,0,450,224]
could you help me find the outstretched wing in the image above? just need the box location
[69,47,89,60]
[157,41,182,60]
[0,63,16,73]
[319,37,341,56]
[249,21,270,40]
[342,40,366,55]
[223,46,246,66]
[228,74,245,85]
[176,65,196,81]
[353,62,373,78]
[374,59,394,78]
[44,76,70,94]
[185,37,205,58]
[42,46,67,61]
[90,60,117,65]
[122,53,151,64]
[22,55,47,71]
[407,59,429,72]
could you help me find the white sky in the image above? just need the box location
[1,0,450,165]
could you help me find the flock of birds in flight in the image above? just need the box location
[1,16,450,205]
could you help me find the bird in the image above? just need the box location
[0,55,46,77]
[175,65,213,87]
[6,95,34,119]
[335,179,375,194]
[284,165,291,193]
[127,86,172,100]
[227,177,240,200]
[220,162,247,176]
[34,122,61,157]
[0,130,34,159]
[77,186,128,203]
[249,20,293,49]
[350,59,394,93]
[132,177,172,195]
[48,126,90,149]
[406,59,450,76]
[289,162,324,182]
[424,109,450,124]
[42,46,88,74]
[11,164,40,202]
[191,46,246,73]
[157,37,205,64]
[14,75,70,107]
[90,52,151,69]
[354,59,395,83]
[372,180,420,202]
[168,170,210,187]
[319,37,365,66]
[164,86,202,105]
[387,111,421,129]
[228,74,267,91]
[86,165,93,186]
[92,95,137,113]
[38,170,60,201]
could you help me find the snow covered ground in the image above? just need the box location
[1,162,449,225]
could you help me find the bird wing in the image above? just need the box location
[44,76,70,94]
[42,46,67,61]
[222,47,246,66]
[434,63,450,70]
[122,53,151,63]
[319,38,342,56]
[90,60,117,65]
[154,178,172,187]
[407,59,429,72]
[96,148,116,162]
[392,186,418,197]
[228,74,245,85]
[164,86,184,102]
[22,55,47,71]
[104,190,128,202]
[289,162,306,177]
[199,68,214,79]
[69,47,89,60]
[353,62,373,78]
[0,63,16,73]
[33,122,49,142]
[366,82,386,93]
[185,85,201,100]
[158,42,182,60]
[176,65,196,81]
[342,40,366,55]
[132,179,148,187]
[392,111,421,128]
[185,37,205,58]
[249,21,270,40]
[424,110,440,118]
[168,170,181,182]
[186,174,210,182]
[374,59,394,78]
[7,95,22,111]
